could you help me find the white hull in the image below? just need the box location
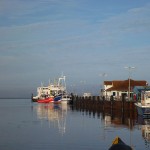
[61,95,71,103]
[135,102,150,118]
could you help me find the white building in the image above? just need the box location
[102,79,147,100]
[83,92,92,98]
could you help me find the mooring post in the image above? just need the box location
[122,95,125,113]
[110,95,114,115]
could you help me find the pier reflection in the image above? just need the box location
[34,102,68,135]
[71,105,137,129]
[71,104,138,149]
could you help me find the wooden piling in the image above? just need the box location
[72,95,136,112]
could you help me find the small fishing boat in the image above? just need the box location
[54,94,62,103]
[134,88,150,118]
[37,97,54,103]
[61,94,71,103]
[108,136,132,150]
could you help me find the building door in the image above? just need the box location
[122,93,127,101]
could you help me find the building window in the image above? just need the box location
[113,92,116,96]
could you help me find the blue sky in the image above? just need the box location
[0,0,150,98]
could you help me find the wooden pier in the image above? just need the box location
[70,95,138,127]
[71,96,136,111]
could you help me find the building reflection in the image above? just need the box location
[71,105,137,129]
[34,102,68,135]
[71,105,137,148]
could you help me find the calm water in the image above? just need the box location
[0,99,149,150]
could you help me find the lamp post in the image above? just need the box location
[124,66,135,101]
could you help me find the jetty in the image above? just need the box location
[71,95,136,111]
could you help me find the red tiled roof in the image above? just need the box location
[105,79,147,91]
[104,81,112,85]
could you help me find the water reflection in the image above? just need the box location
[34,102,68,135]
[33,102,150,150]
[71,105,137,129]
[71,105,139,149]
[137,116,150,147]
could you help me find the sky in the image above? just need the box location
[0,0,150,98]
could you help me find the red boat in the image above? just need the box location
[37,97,54,103]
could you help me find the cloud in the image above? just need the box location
[1,1,150,69]
[0,0,79,27]
[0,1,150,97]
[1,1,150,53]
[99,3,150,35]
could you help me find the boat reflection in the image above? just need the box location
[34,102,68,135]
[137,116,150,143]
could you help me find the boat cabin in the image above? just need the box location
[141,91,150,105]
[133,86,150,104]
